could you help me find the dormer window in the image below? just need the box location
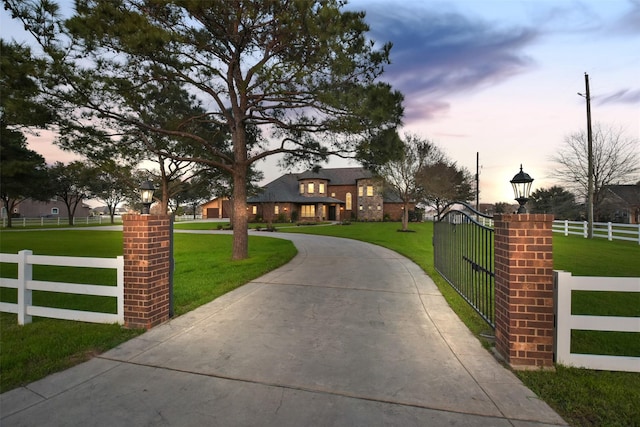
[308,183,314,193]
[319,183,325,194]
[300,183,304,194]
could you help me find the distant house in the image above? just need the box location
[599,184,640,224]
[246,167,412,222]
[3,197,91,218]
[92,206,129,216]
[201,197,231,219]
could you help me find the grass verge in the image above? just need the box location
[0,230,296,392]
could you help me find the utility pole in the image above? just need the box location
[583,73,594,239]
[475,152,479,211]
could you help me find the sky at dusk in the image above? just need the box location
[2,0,639,204]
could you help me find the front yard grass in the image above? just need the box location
[0,230,296,392]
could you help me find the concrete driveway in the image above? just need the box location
[1,232,566,426]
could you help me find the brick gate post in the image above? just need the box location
[494,213,555,369]
[122,214,172,329]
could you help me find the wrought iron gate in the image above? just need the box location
[433,202,495,328]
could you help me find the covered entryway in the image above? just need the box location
[328,205,337,221]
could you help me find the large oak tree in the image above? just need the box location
[7,0,404,259]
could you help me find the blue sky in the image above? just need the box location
[2,0,638,203]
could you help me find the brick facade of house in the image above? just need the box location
[245,168,412,222]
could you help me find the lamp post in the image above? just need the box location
[510,165,534,214]
[140,180,155,214]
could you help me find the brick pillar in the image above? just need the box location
[494,213,555,369]
[123,214,172,329]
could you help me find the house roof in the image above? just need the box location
[247,167,378,204]
[314,167,374,184]
[604,185,640,207]
[247,174,344,204]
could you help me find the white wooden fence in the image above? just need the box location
[0,250,124,325]
[552,220,640,244]
[2,214,201,228]
[554,271,640,372]
[1,216,123,228]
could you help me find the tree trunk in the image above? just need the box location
[65,200,74,226]
[232,167,248,260]
[3,200,13,228]
[402,201,409,231]
[161,178,170,214]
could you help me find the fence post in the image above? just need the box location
[494,214,555,369]
[115,255,125,324]
[553,271,572,366]
[583,221,587,238]
[564,220,568,236]
[122,214,172,329]
[17,250,33,325]
[607,222,613,241]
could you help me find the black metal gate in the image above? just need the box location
[433,202,495,328]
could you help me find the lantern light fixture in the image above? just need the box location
[140,180,155,214]
[510,165,533,214]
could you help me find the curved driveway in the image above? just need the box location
[1,232,566,426]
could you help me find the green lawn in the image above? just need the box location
[0,230,296,392]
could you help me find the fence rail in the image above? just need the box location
[1,214,201,228]
[1,215,124,228]
[554,271,640,373]
[0,250,124,325]
[552,220,640,244]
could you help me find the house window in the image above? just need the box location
[308,183,314,193]
[367,185,374,196]
[319,183,325,194]
[301,205,315,217]
[51,207,59,215]
[358,186,363,197]
[331,192,335,197]
[377,204,381,211]
[274,205,279,215]
[252,205,257,215]
[359,205,363,211]
[346,193,352,210]
[300,183,304,194]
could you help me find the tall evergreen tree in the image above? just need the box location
[7,0,404,259]
[0,130,49,227]
[0,40,54,227]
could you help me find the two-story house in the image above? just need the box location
[245,167,409,222]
